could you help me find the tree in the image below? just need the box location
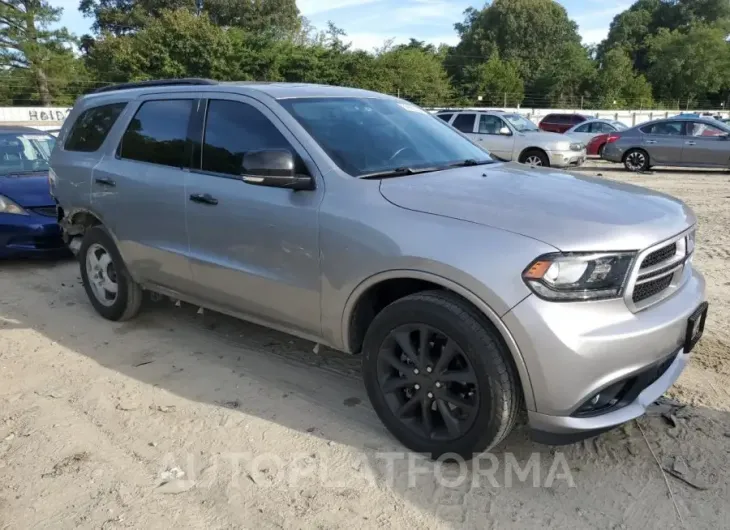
[462,54,524,106]
[86,9,237,82]
[645,24,730,106]
[0,0,78,105]
[449,0,583,96]
[593,48,653,108]
[600,0,730,72]
[372,45,453,106]
[79,0,300,37]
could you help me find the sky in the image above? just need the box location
[53,0,633,51]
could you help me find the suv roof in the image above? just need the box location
[436,109,505,114]
[84,78,384,101]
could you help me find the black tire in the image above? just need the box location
[519,148,550,167]
[597,143,606,158]
[362,290,520,460]
[79,226,143,321]
[623,148,650,172]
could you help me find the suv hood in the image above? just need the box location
[379,163,695,252]
[0,172,54,208]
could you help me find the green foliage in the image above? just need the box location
[593,48,653,108]
[646,24,730,105]
[461,54,524,106]
[0,0,78,105]
[78,0,300,36]
[4,0,730,110]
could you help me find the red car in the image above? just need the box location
[538,113,591,133]
[587,133,610,157]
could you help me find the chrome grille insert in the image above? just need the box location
[625,227,695,312]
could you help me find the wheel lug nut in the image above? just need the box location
[414,384,420,390]
[427,392,434,399]
[426,367,432,373]
[435,382,441,388]
[413,368,419,375]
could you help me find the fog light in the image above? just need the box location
[590,394,600,406]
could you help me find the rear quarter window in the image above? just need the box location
[436,113,453,123]
[64,102,127,152]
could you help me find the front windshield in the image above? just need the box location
[0,132,55,175]
[278,97,493,177]
[502,114,539,132]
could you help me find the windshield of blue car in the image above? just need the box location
[501,114,539,132]
[278,97,493,177]
[0,132,55,176]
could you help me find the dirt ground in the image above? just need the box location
[1,161,729,530]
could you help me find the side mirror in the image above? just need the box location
[499,127,512,136]
[241,150,314,191]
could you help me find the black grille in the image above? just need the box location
[30,206,57,217]
[633,275,673,303]
[641,243,676,269]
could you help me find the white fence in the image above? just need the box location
[428,107,730,127]
[0,107,71,130]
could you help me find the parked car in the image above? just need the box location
[436,110,586,167]
[602,116,730,172]
[565,119,627,145]
[537,113,591,133]
[51,79,707,459]
[587,133,610,157]
[0,126,67,258]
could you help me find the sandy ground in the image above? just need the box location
[1,161,729,530]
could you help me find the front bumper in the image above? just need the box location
[0,211,68,258]
[503,266,706,442]
[548,149,586,168]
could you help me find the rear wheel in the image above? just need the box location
[623,149,650,172]
[362,291,520,459]
[519,149,549,167]
[79,226,143,321]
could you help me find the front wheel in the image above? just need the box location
[362,291,520,459]
[519,149,549,167]
[79,226,143,321]
[623,149,650,172]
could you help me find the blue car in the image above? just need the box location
[0,126,68,258]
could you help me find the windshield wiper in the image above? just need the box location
[359,166,444,179]
[449,159,494,168]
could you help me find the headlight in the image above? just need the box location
[523,252,636,301]
[570,142,584,151]
[0,194,28,215]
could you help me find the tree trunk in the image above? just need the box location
[34,67,52,106]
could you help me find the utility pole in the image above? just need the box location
[196,0,203,15]
[503,92,507,107]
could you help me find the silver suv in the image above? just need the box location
[436,110,586,167]
[50,79,708,459]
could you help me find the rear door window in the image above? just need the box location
[640,122,685,136]
[452,113,477,133]
[64,102,127,152]
[118,99,194,168]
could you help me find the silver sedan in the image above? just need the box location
[602,117,730,172]
[564,119,628,144]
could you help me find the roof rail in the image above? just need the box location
[92,78,219,94]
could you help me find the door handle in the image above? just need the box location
[94,177,116,187]
[189,193,218,205]
[685,141,696,146]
